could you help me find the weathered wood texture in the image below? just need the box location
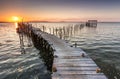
[39,32,108,79]
[18,23,108,79]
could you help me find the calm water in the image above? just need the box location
[0,22,120,79]
[0,23,51,79]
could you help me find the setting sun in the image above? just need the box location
[12,16,20,22]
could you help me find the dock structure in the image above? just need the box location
[86,20,97,27]
[17,23,107,79]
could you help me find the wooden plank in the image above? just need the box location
[55,63,97,67]
[53,54,87,58]
[54,52,88,55]
[55,70,103,75]
[56,66,98,71]
[54,61,95,64]
[52,74,107,79]
[54,58,93,61]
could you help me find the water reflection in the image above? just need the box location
[15,22,18,29]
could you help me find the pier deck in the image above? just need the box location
[17,23,108,79]
[39,32,107,79]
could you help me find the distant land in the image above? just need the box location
[0,21,120,23]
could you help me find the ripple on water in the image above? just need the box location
[0,23,51,79]
[0,47,51,79]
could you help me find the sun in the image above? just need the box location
[12,16,20,22]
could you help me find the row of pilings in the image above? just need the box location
[17,22,54,72]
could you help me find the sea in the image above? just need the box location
[0,22,120,79]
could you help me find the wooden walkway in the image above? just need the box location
[17,22,107,79]
[39,32,108,79]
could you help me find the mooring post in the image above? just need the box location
[42,25,45,32]
[75,42,77,48]
[17,23,25,54]
[55,28,57,36]
[53,28,54,35]
[49,28,51,34]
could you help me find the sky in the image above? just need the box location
[0,0,120,22]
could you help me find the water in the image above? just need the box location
[68,23,120,79]
[0,23,51,79]
[0,22,120,79]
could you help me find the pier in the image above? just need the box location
[17,23,108,79]
[86,20,97,27]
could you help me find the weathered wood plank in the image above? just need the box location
[54,62,97,66]
[56,66,98,71]
[54,58,93,61]
[54,60,95,64]
[56,56,89,59]
[52,74,107,79]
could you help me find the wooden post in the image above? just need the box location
[43,26,45,32]
[75,42,77,48]
[17,24,25,54]
[49,28,51,34]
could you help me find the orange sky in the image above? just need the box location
[0,0,120,22]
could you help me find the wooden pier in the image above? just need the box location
[17,23,108,79]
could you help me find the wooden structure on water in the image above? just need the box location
[86,20,97,27]
[17,23,107,79]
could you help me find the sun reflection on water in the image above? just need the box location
[15,22,18,29]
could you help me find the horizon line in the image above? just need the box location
[0,20,120,23]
